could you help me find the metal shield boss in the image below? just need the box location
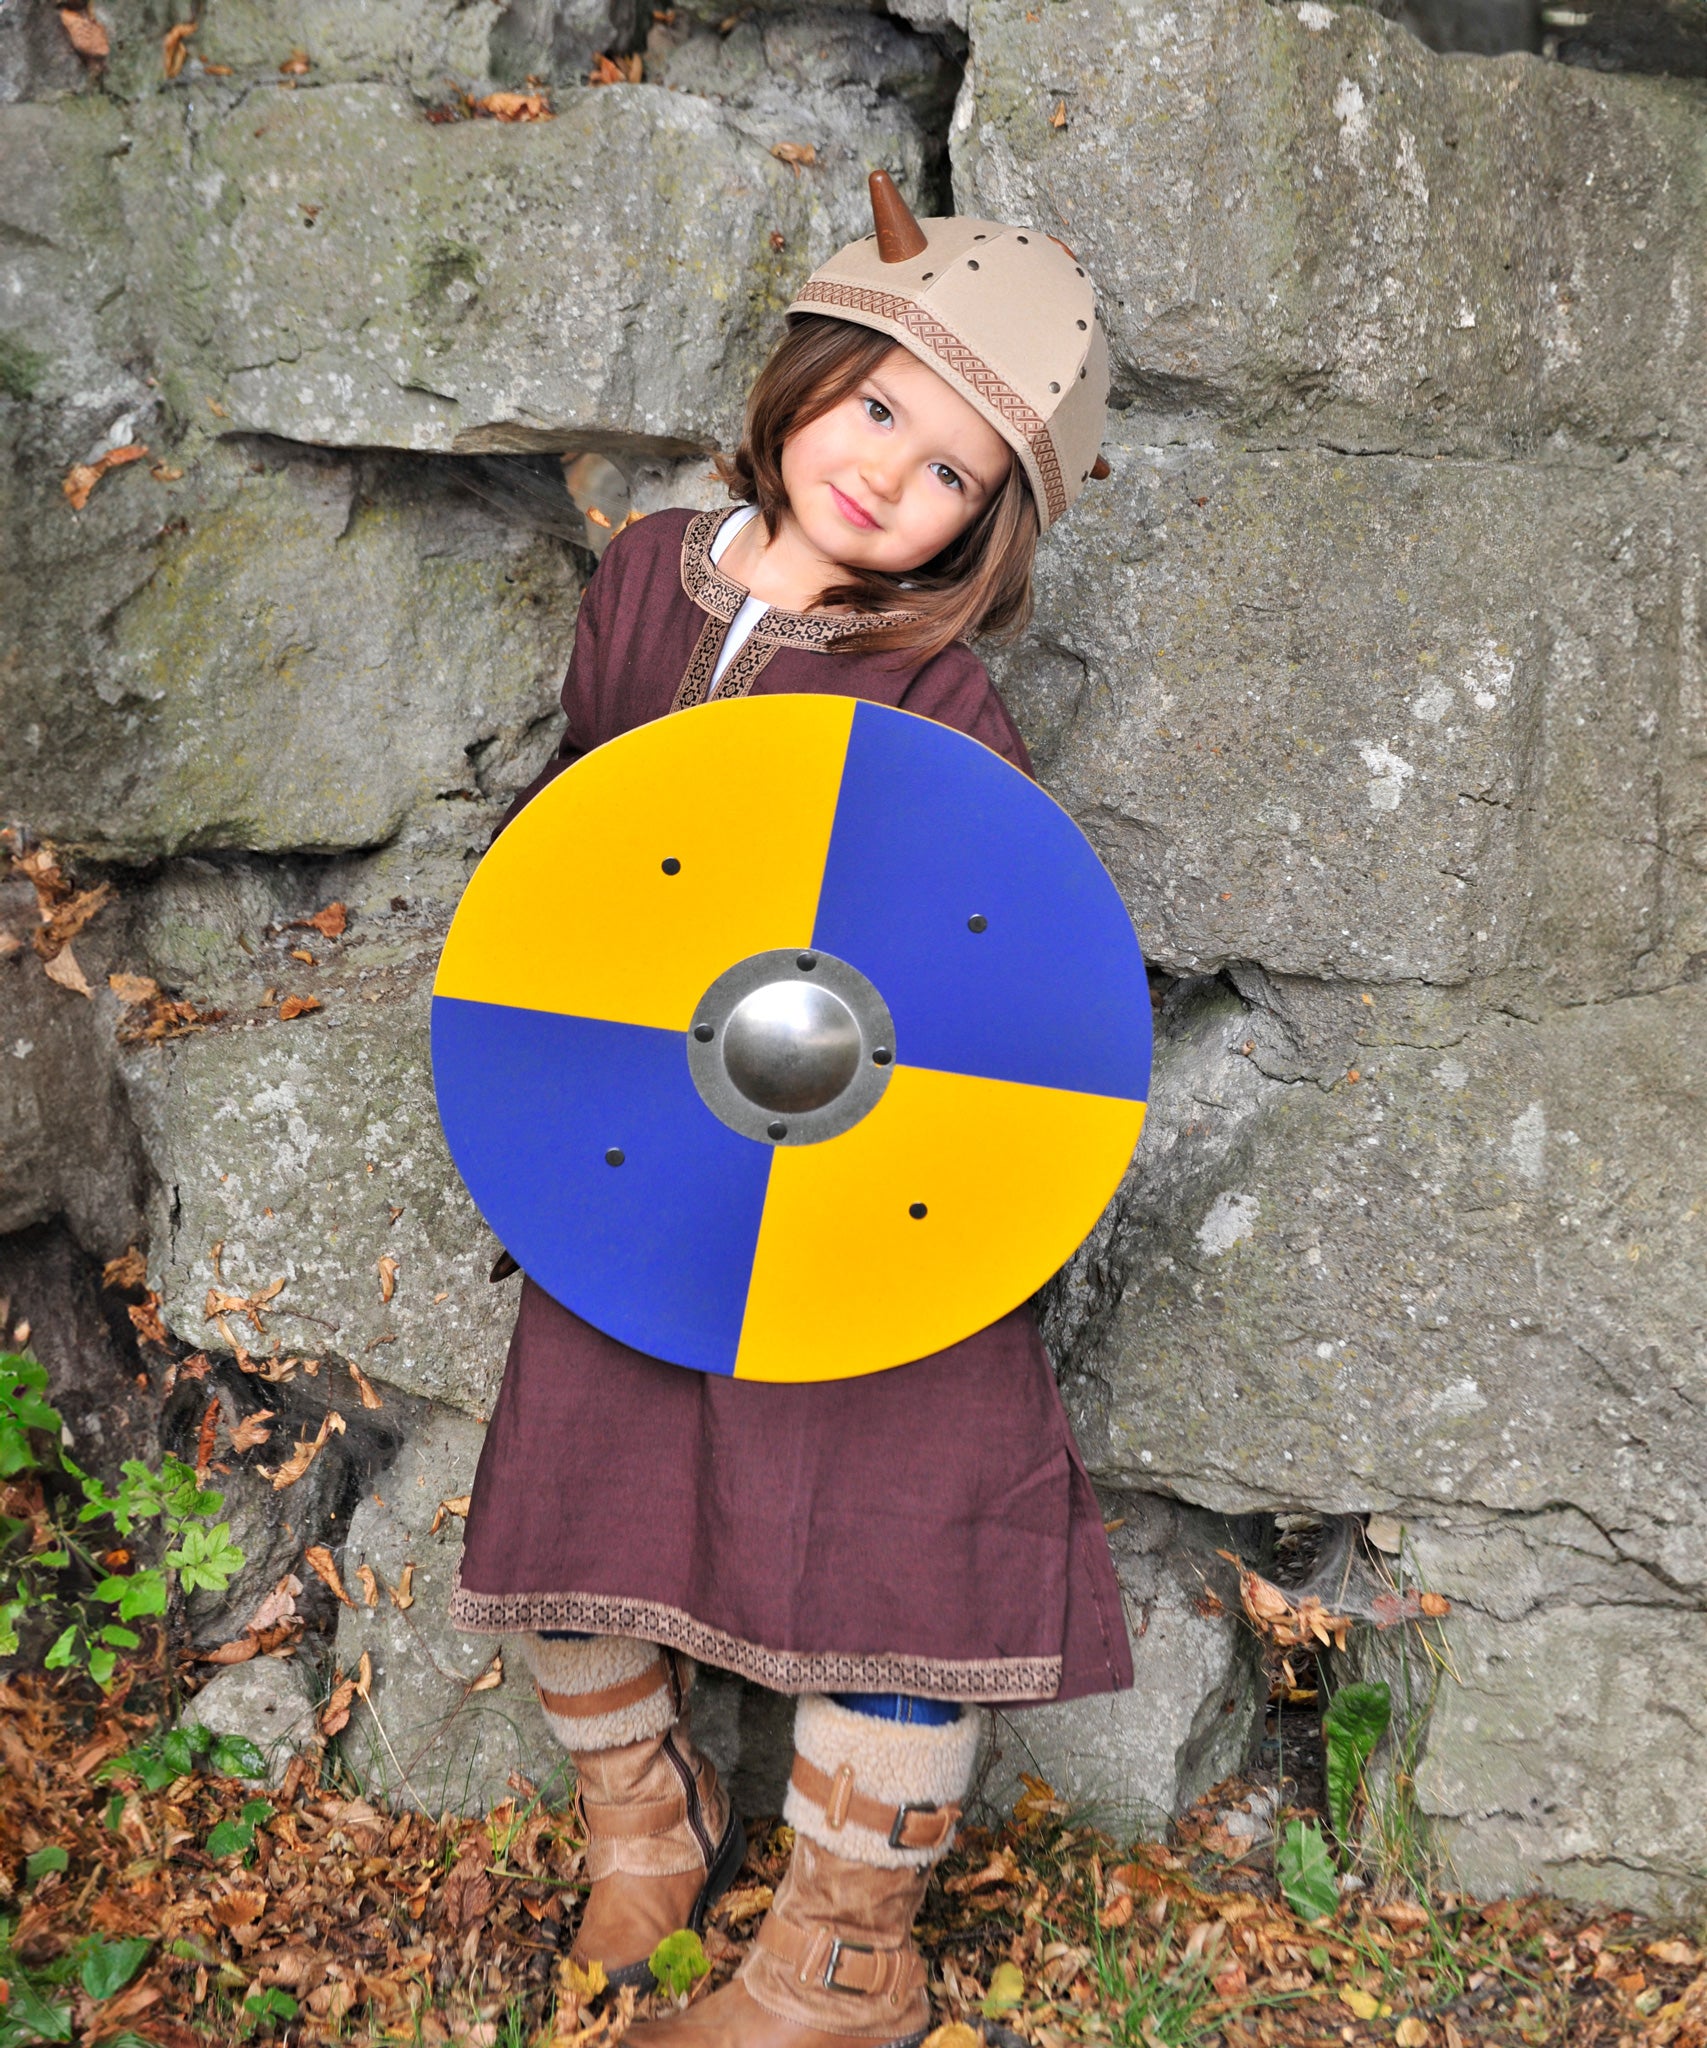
[432,695,1152,1382]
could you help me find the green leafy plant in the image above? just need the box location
[238,1986,299,2037]
[0,1351,245,1688]
[0,1930,150,2048]
[22,1846,68,1886]
[648,1929,711,1997]
[206,1798,276,1861]
[1275,1819,1339,1923]
[1322,1678,1393,1845]
[100,1715,269,1792]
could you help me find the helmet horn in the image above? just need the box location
[869,169,928,263]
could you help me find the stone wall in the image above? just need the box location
[3,0,1704,1910]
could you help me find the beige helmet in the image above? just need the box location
[787,171,1110,532]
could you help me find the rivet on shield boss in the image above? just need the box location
[431,694,1152,1382]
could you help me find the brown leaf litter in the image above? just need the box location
[3,1666,1706,2048]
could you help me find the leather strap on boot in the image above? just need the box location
[535,1649,684,1728]
[788,1755,962,1854]
[756,1911,926,2006]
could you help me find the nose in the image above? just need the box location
[858,446,904,502]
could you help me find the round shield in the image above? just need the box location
[432,694,1150,1381]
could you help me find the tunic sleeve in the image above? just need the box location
[897,643,1037,780]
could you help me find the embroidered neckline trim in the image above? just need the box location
[679,507,918,653]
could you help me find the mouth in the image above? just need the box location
[828,484,880,532]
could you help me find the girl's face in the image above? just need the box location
[780,347,1012,576]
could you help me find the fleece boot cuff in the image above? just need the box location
[783,1693,982,1870]
[519,1632,686,1752]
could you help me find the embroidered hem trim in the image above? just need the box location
[671,606,783,712]
[449,1577,1063,1703]
[676,508,918,654]
[792,281,1068,525]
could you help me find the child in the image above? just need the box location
[452,173,1128,2048]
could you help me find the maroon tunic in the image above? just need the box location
[451,507,1133,1705]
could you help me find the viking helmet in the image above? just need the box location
[787,172,1110,533]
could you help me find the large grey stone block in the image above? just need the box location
[331,1407,573,1814]
[5,440,576,861]
[1064,979,1707,1599]
[955,0,1707,455]
[1377,1515,1707,1914]
[117,81,933,458]
[990,438,1707,1005]
[132,917,517,1415]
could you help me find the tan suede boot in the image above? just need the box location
[523,1637,744,1991]
[628,1696,982,2046]
[626,1834,931,2047]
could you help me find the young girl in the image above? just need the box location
[451,173,1128,2048]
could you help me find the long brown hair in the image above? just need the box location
[715,315,1040,664]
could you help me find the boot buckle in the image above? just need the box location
[888,1800,945,1850]
[822,1936,877,1994]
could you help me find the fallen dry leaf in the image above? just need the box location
[63,444,148,511]
[200,1633,261,1667]
[348,1358,384,1409]
[116,989,224,1044]
[280,48,310,73]
[586,52,641,84]
[468,1651,504,1694]
[770,141,816,173]
[246,1573,302,1633]
[477,89,554,118]
[377,1255,399,1306]
[150,462,184,482]
[266,1410,346,1492]
[429,1492,472,1536]
[210,1890,266,1930]
[1420,1590,1451,1618]
[390,1563,415,1611]
[1395,2020,1429,2048]
[1648,1940,1704,1968]
[107,972,160,1005]
[286,902,347,939]
[276,993,322,1021]
[356,1565,380,1608]
[162,18,194,75]
[58,6,108,59]
[128,1292,170,1347]
[43,946,92,996]
[205,1276,286,1336]
[37,881,114,956]
[227,1408,275,1455]
[303,1544,354,1606]
[355,1650,373,1700]
[102,1246,149,1293]
[0,932,21,960]
[194,1396,220,1480]
[1049,98,1067,127]
[319,1674,357,1736]
[921,2027,982,2048]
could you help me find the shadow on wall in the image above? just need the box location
[1353,0,1707,73]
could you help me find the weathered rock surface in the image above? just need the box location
[956,0,1707,455]
[979,1494,1260,1830]
[181,1657,319,1788]
[996,438,1707,1002]
[330,1407,573,1813]
[1362,1512,1707,1912]
[131,913,518,1416]
[118,80,933,459]
[1064,980,1707,1595]
[9,440,577,861]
